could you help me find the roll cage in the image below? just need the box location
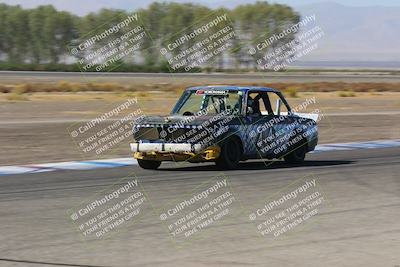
[171,86,292,117]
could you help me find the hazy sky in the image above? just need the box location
[1,0,399,15]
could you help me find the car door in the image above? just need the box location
[246,91,297,158]
[243,91,278,158]
[265,91,299,157]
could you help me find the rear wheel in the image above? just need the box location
[137,159,161,170]
[284,142,307,164]
[215,137,242,170]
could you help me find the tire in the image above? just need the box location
[215,137,242,170]
[137,159,161,170]
[284,142,307,164]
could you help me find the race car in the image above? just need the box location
[130,86,318,170]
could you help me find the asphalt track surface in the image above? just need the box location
[2,71,400,83]
[0,147,399,267]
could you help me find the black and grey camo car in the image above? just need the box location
[130,86,318,169]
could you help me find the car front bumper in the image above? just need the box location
[130,142,203,153]
[130,142,220,162]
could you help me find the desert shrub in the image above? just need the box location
[286,87,298,97]
[57,81,73,92]
[13,84,33,94]
[0,85,11,93]
[6,93,29,101]
[338,91,356,97]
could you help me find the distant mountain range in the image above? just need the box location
[295,2,400,63]
[171,0,400,64]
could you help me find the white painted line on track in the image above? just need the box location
[0,139,399,176]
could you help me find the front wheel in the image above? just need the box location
[137,159,161,170]
[215,138,242,170]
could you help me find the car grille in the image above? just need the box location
[133,125,205,143]
[133,127,159,141]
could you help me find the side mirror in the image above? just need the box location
[247,106,253,115]
[275,99,282,115]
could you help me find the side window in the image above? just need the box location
[268,92,289,115]
[224,92,241,114]
[247,92,273,116]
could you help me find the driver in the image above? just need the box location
[247,95,261,116]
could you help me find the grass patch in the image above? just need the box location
[1,82,400,94]
[285,87,298,97]
[5,84,31,101]
[14,84,32,94]
[138,92,149,97]
[338,91,356,97]
[6,93,29,101]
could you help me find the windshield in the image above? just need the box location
[172,89,243,116]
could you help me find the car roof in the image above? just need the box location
[185,85,280,93]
